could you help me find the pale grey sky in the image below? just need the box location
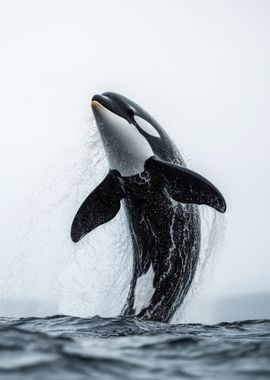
[0,0,269,321]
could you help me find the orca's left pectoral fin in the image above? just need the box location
[71,170,125,243]
[145,157,226,213]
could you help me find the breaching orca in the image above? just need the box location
[71,92,226,322]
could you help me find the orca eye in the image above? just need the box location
[134,115,160,138]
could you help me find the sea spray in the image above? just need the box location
[59,117,133,317]
[0,116,225,322]
[173,206,226,324]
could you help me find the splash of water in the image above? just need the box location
[0,117,225,322]
[172,206,226,323]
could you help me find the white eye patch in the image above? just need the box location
[134,115,160,138]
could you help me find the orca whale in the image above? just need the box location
[71,92,226,322]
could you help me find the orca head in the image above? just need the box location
[91,92,162,176]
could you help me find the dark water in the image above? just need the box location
[0,316,269,380]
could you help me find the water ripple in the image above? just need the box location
[0,316,269,379]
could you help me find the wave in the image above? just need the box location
[0,316,269,379]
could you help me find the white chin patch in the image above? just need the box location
[134,115,160,138]
[133,264,155,314]
[93,103,154,176]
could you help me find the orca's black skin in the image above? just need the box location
[71,92,226,322]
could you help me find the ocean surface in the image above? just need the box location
[0,316,269,380]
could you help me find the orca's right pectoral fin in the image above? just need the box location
[71,170,125,243]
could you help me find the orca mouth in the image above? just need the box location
[91,93,134,123]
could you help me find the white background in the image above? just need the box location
[0,0,269,322]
